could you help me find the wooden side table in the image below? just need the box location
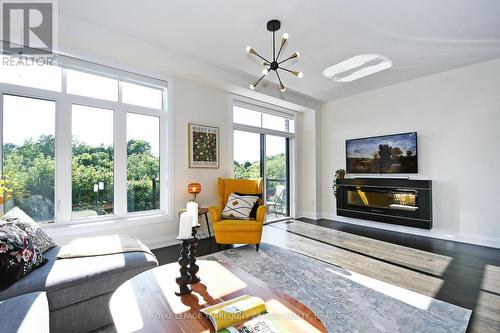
[198,208,211,238]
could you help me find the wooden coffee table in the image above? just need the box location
[110,260,327,332]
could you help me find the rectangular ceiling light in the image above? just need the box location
[323,54,392,82]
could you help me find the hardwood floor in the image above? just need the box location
[152,218,500,333]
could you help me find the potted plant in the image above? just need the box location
[332,169,346,197]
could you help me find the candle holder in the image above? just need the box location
[188,225,201,284]
[175,237,194,296]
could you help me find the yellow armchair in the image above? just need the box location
[209,177,267,251]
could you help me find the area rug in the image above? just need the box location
[201,243,471,333]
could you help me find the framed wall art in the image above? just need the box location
[188,123,219,168]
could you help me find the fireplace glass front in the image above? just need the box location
[346,187,418,214]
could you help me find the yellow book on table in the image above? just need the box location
[200,295,267,331]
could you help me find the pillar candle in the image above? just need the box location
[186,201,199,227]
[178,212,192,239]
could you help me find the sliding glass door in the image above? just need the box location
[233,130,261,179]
[232,101,294,222]
[265,135,289,219]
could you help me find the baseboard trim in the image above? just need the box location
[307,213,500,249]
[297,211,321,220]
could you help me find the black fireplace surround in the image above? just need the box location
[336,178,432,229]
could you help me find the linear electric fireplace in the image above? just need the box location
[336,178,432,229]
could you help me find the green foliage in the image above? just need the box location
[2,135,160,221]
[233,153,287,199]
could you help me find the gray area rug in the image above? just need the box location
[202,243,471,333]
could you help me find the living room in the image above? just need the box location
[0,1,499,333]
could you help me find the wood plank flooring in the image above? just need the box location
[153,218,500,333]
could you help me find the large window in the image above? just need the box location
[72,105,114,219]
[127,113,160,212]
[2,95,56,222]
[232,101,294,221]
[0,55,168,224]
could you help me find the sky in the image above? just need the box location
[346,133,417,158]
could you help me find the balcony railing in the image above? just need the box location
[266,177,287,217]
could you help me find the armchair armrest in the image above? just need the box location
[208,206,222,223]
[256,205,267,223]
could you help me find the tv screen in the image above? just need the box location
[346,132,418,174]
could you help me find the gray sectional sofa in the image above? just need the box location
[0,243,158,332]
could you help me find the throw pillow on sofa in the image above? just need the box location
[222,193,259,220]
[0,223,48,290]
[2,207,57,253]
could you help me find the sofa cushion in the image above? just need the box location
[0,223,48,290]
[2,207,57,253]
[213,220,263,232]
[0,245,158,310]
[0,291,49,333]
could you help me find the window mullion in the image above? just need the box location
[114,105,127,217]
[55,94,72,223]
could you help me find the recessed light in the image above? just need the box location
[323,54,392,82]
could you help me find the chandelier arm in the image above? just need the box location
[253,74,266,88]
[251,50,271,64]
[275,71,285,90]
[278,55,295,64]
[279,67,298,75]
[276,40,286,61]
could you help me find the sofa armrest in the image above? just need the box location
[256,205,267,223]
[208,206,222,223]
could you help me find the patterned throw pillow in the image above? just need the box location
[1,207,57,253]
[0,223,48,290]
[234,192,262,219]
[222,193,259,220]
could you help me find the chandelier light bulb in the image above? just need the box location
[295,51,300,58]
[249,84,255,90]
[297,71,303,78]
[246,46,252,53]
[282,33,289,40]
[280,86,286,92]
[262,68,269,75]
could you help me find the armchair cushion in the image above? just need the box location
[213,220,263,233]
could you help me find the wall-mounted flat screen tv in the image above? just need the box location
[346,132,418,173]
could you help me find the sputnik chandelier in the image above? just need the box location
[246,19,303,92]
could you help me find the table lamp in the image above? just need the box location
[187,182,201,201]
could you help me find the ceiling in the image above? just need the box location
[59,0,500,102]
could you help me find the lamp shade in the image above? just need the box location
[187,182,201,195]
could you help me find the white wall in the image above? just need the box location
[172,77,231,219]
[297,109,322,219]
[321,58,500,248]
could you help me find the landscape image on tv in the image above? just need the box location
[346,132,418,173]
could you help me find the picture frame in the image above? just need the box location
[188,123,219,168]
